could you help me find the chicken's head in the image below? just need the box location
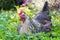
[19,10,26,23]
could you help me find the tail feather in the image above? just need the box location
[42,1,49,11]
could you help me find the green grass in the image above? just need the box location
[0,9,60,40]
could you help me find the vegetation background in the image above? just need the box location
[0,0,60,40]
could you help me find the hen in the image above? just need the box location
[32,1,52,33]
[17,10,33,34]
[17,1,52,34]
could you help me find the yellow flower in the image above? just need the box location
[15,6,19,10]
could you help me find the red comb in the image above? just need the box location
[19,10,23,16]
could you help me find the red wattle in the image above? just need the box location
[20,17,25,23]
